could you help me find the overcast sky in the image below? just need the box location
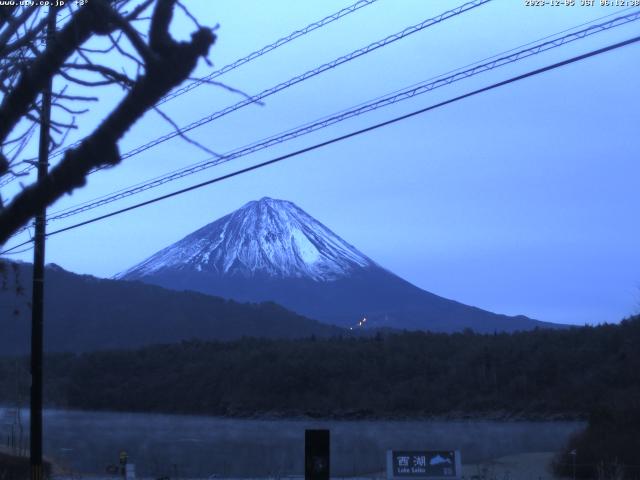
[3,0,639,326]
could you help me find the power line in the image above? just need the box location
[0,244,33,255]
[20,0,492,173]
[22,9,640,230]
[43,7,640,219]
[2,33,638,256]
[0,0,382,186]
[158,0,381,105]
[110,0,491,162]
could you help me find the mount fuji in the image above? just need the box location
[118,197,557,332]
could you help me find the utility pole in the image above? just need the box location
[31,7,55,480]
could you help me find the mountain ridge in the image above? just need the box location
[118,197,375,282]
[0,260,344,354]
[118,198,561,333]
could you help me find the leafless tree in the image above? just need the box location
[0,0,216,245]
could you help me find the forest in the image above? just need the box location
[1,316,638,417]
[1,316,638,476]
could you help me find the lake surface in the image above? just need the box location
[0,408,584,477]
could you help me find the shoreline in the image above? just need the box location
[3,405,587,423]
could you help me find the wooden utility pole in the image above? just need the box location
[31,7,55,480]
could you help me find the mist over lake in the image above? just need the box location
[1,408,584,477]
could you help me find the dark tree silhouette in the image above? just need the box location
[0,0,216,244]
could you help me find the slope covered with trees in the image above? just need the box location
[0,261,343,354]
[1,316,637,418]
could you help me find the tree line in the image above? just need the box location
[1,316,638,418]
[1,316,639,476]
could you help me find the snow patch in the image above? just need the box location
[291,228,320,264]
[117,197,375,282]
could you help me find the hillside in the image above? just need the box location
[0,260,343,354]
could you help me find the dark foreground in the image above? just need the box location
[1,317,638,477]
[0,408,582,478]
[1,317,638,419]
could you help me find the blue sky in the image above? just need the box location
[3,0,639,326]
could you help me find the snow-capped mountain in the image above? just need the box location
[119,198,560,333]
[118,197,374,282]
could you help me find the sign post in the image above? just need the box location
[119,451,128,477]
[387,451,462,480]
[305,429,330,480]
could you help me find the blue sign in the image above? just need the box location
[387,450,461,479]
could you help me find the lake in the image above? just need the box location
[0,408,584,477]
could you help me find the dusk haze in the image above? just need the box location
[0,0,638,478]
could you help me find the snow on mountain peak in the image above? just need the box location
[118,197,375,281]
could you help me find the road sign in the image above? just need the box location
[386,450,462,480]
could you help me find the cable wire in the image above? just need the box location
[2,33,638,256]
[0,0,382,186]
[43,6,640,219]
[26,9,640,229]
[158,0,381,105]
[110,0,491,162]
[3,0,491,183]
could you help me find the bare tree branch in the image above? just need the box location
[153,105,221,158]
[0,0,216,244]
[64,62,135,87]
[0,6,37,53]
[0,2,113,143]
